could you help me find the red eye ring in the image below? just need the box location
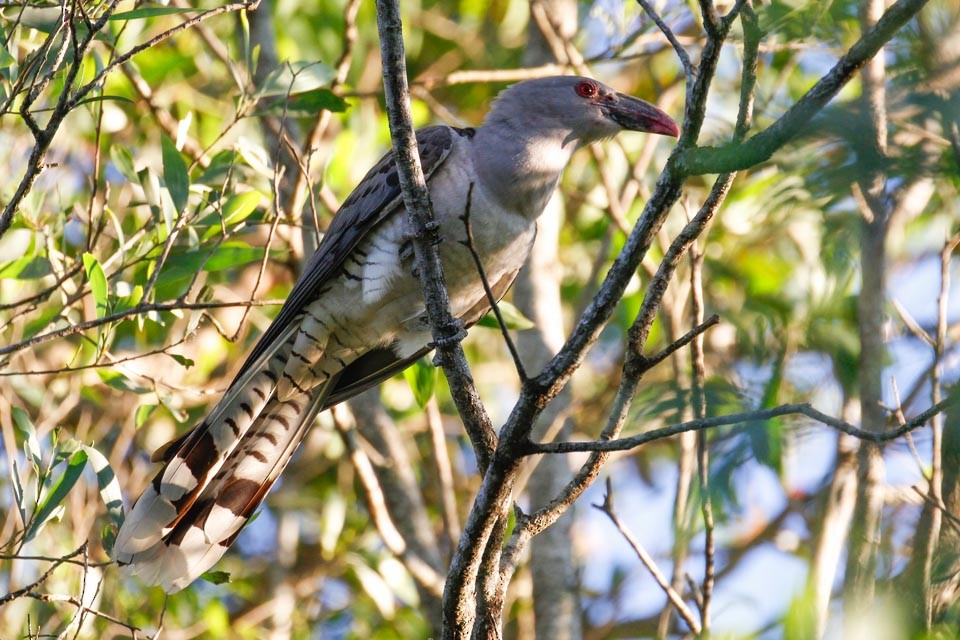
[575,81,599,99]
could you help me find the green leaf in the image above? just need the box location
[82,444,124,532]
[168,353,195,368]
[25,450,88,542]
[784,587,818,640]
[476,300,535,330]
[200,570,232,585]
[200,191,263,240]
[286,88,349,114]
[98,369,151,394]
[135,404,158,429]
[74,95,135,108]
[13,407,42,468]
[24,305,62,340]
[155,242,268,293]
[10,458,26,525]
[161,136,190,214]
[258,61,334,97]
[257,88,348,117]
[0,40,16,74]
[114,284,143,314]
[110,143,138,184]
[82,253,109,318]
[222,190,263,226]
[109,7,196,20]
[402,357,437,408]
[0,255,51,280]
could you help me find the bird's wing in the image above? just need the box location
[114,127,458,585]
[235,125,456,380]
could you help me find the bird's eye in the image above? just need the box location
[575,81,599,99]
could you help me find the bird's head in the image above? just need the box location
[485,76,680,146]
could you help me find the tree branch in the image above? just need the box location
[529,395,959,455]
[677,0,932,175]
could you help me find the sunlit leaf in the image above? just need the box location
[476,301,535,330]
[25,450,88,542]
[98,369,151,394]
[13,407,42,469]
[348,555,396,618]
[320,490,346,559]
[135,404,158,429]
[402,357,436,408]
[114,284,143,314]
[200,190,264,240]
[258,61,334,97]
[200,570,232,585]
[82,252,109,318]
[82,444,124,532]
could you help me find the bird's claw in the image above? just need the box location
[404,220,441,240]
[429,320,468,362]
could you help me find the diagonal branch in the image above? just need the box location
[678,0,933,175]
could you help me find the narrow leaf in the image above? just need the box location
[98,369,151,394]
[256,88,348,117]
[13,407,41,468]
[82,445,124,532]
[74,95,135,108]
[0,255,51,280]
[82,253,109,318]
[10,458,26,525]
[135,404,157,429]
[25,450,88,541]
[258,61,334,97]
[109,7,196,20]
[111,146,138,183]
[161,136,190,214]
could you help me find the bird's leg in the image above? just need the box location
[401,220,444,280]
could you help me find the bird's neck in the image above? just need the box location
[471,123,578,220]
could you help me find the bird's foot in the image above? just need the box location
[429,320,468,363]
[404,220,444,246]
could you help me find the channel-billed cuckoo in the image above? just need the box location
[114,76,679,591]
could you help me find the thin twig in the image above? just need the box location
[635,0,695,79]
[529,395,959,455]
[689,237,715,631]
[23,591,140,635]
[594,478,703,635]
[0,545,88,606]
[459,182,528,382]
[0,299,283,359]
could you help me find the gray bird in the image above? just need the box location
[113,75,679,591]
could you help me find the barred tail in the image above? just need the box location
[114,353,332,591]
